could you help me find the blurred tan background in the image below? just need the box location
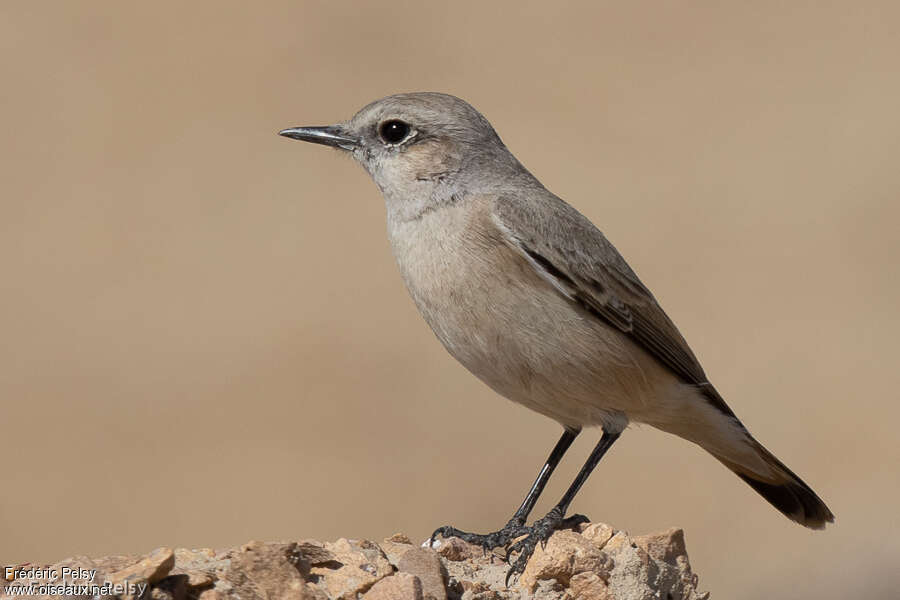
[2,2,898,598]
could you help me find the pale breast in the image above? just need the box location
[386,199,671,429]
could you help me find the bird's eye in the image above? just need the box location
[379,120,411,144]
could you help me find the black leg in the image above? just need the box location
[430,427,580,552]
[509,427,581,524]
[505,429,621,584]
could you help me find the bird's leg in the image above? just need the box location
[429,427,579,553]
[505,429,621,585]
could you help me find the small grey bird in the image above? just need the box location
[279,92,833,579]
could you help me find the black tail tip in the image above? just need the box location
[737,473,835,529]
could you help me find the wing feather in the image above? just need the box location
[492,194,736,418]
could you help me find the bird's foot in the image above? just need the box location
[504,509,589,586]
[428,517,530,556]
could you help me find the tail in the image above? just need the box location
[711,437,835,529]
[645,383,834,528]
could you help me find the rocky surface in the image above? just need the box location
[1,522,708,599]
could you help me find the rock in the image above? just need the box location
[291,540,336,579]
[0,522,708,600]
[364,573,424,600]
[601,530,631,554]
[307,538,393,600]
[580,523,615,550]
[170,548,217,589]
[519,530,613,592]
[604,530,707,600]
[435,537,476,562]
[567,571,613,600]
[150,574,188,600]
[182,569,214,587]
[380,535,416,565]
[396,547,447,600]
[387,533,413,544]
[106,546,176,597]
[632,528,688,565]
[221,541,308,600]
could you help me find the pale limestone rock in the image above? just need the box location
[601,530,631,554]
[306,538,393,600]
[0,522,708,600]
[519,530,613,592]
[580,523,616,550]
[171,547,217,589]
[387,533,413,544]
[381,535,416,564]
[604,530,707,600]
[107,546,175,591]
[221,541,308,600]
[435,536,477,562]
[364,573,424,600]
[566,571,613,600]
[397,547,448,600]
[182,569,214,587]
[632,527,688,564]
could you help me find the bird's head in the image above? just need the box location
[280,93,528,216]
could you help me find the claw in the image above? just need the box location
[429,514,585,586]
[494,509,592,588]
[428,526,445,548]
[425,519,537,563]
[507,539,522,556]
[505,553,529,587]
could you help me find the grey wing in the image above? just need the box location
[492,193,736,419]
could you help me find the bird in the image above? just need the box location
[279,92,834,580]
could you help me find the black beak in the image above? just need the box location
[278,125,359,150]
